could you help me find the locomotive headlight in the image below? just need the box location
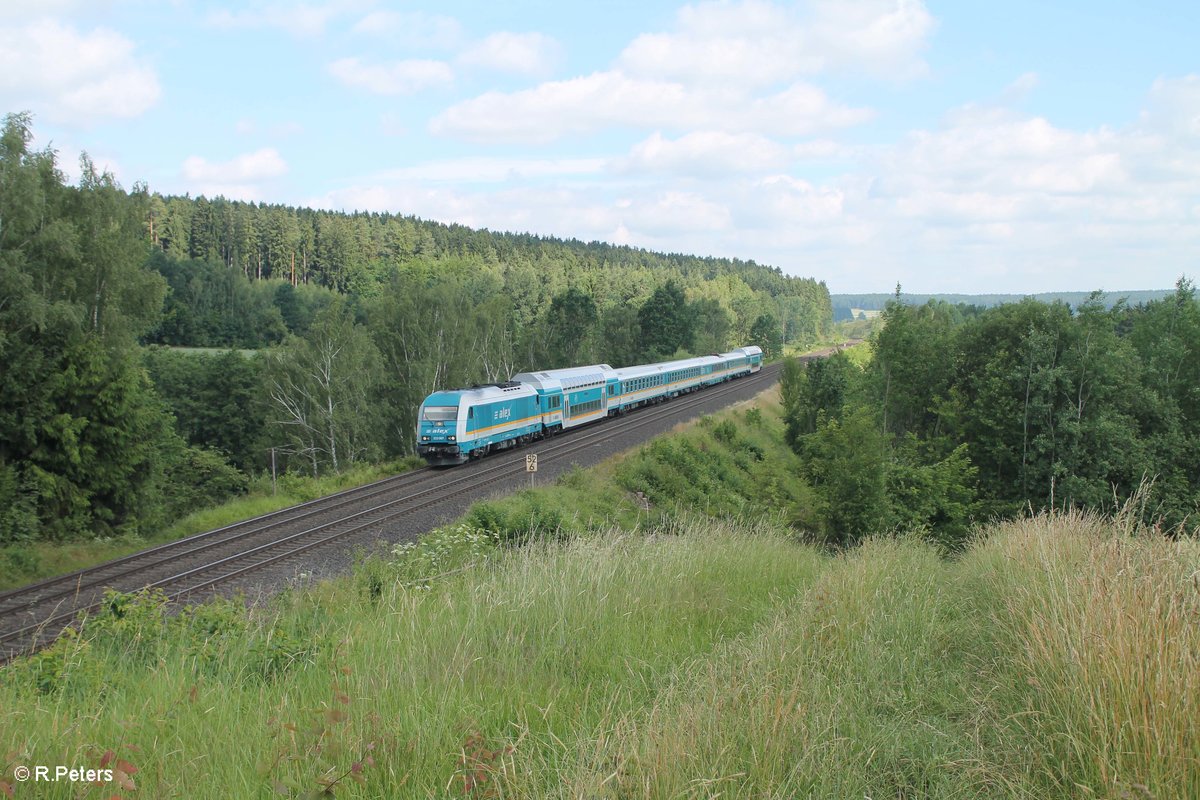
[421,435,430,441]
[448,435,456,442]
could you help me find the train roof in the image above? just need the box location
[613,353,723,379]
[421,382,536,407]
[499,346,759,393]
[510,364,617,392]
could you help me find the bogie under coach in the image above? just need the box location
[416,346,762,466]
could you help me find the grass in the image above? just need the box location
[460,387,816,544]
[842,339,873,368]
[165,346,260,357]
[1,518,825,798]
[962,512,1200,798]
[569,534,1009,798]
[0,458,422,591]
[3,512,1196,798]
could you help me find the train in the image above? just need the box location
[416,346,764,466]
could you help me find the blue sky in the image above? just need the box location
[3,0,1197,294]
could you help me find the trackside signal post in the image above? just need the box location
[526,453,537,488]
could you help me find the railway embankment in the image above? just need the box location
[2,391,1197,798]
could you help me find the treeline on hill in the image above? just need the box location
[784,287,1200,547]
[145,189,829,352]
[0,112,830,543]
[831,289,1171,320]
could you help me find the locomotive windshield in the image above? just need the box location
[422,406,458,421]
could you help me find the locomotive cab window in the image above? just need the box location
[424,406,458,421]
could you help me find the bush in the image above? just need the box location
[164,445,250,519]
[712,419,739,444]
[0,463,38,544]
[466,492,569,544]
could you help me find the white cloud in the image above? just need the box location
[620,191,732,234]
[620,1,813,87]
[328,57,453,95]
[793,139,856,159]
[430,71,868,143]
[6,0,99,18]
[430,1,898,144]
[178,146,290,201]
[1000,72,1039,103]
[806,0,935,78]
[431,72,683,142]
[0,20,159,124]
[1139,75,1200,140]
[876,107,1131,205]
[459,32,563,77]
[747,83,874,134]
[744,174,847,224]
[352,10,463,49]
[377,157,603,183]
[619,0,934,86]
[207,1,362,38]
[235,118,304,137]
[618,131,791,176]
[182,148,288,192]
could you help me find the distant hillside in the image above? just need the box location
[832,289,1171,320]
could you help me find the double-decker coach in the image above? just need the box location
[722,345,763,377]
[509,364,619,432]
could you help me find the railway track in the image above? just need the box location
[0,362,782,664]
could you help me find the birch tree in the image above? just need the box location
[265,301,382,475]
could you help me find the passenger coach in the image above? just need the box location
[509,363,619,432]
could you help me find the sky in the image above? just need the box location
[2,0,1197,294]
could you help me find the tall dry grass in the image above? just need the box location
[965,510,1200,799]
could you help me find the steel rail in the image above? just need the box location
[0,466,439,615]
